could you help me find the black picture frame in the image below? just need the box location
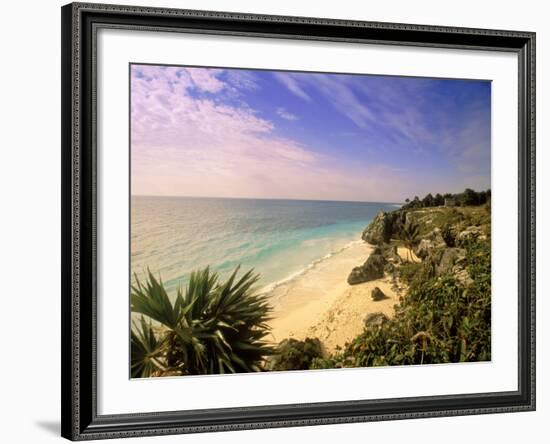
[61,2,536,440]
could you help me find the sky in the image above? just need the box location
[130,64,491,203]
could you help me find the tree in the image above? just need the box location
[434,193,445,206]
[399,221,420,262]
[422,193,435,207]
[411,196,421,208]
[478,189,491,205]
[461,188,478,206]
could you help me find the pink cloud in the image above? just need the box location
[130,65,424,202]
[186,68,226,93]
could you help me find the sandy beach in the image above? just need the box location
[267,242,409,355]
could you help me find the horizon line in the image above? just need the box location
[130,194,404,205]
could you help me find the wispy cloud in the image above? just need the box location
[440,106,491,176]
[273,72,312,101]
[310,74,376,129]
[131,65,490,201]
[276,107,299,121]
[277,72,490,181]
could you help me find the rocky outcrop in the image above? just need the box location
[436,247,466,275]
[413,228,446,259]
[381,245,402,274]
[355,207,486,292]
[347,250,385,285]
[364,312,389,329]
[423,246,473,286]
[361,212,388,244]
[454,268,474,287]
[371,287,388,301]
[381,244,402,263]
[456,226,487,247]
[361,211,405,245]
[384,262,396,274]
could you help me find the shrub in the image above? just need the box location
[398,262,423,285]
[267,338,323,371]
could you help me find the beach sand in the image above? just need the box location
[267,241,405,355]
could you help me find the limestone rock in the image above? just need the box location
[384,262,396,274]
[371,286,388,301]
[362,211,405,245]
[381,244,403,263]
[456,226,487,247]
[361,212,389,245]
[347,252,385,285]
[364,312,389,329]
[413,228,446,259]
[436,248,466,275]
[453,267,474,287]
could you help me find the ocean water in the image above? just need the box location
[131,196,400,297]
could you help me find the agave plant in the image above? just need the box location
[131,316,167,378]
[131,266,275,377]
[399,221,420,262]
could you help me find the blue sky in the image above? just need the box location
[131,64,491,202]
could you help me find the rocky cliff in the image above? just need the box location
[351,205,490,286]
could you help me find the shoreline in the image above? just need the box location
[266,241,406,355]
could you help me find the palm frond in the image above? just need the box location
[399,221,421,262]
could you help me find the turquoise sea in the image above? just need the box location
[131,196,400,296]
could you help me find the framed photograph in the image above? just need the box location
[61,2,536,440]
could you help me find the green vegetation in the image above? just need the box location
[403,205,490,238]
[312,238,491,368]
[402,188,491,210]
[130,267,275,377]
[398,262,424,285]
[267,338,323,371]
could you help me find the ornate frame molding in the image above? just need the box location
[61,3,535,440]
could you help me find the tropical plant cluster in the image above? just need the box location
[131,267,274,377]
[311,220,491,368]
